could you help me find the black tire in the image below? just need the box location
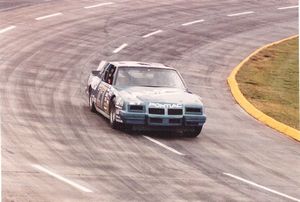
[89,92,96,112]
[184,126,203,138]
[109,98,121,129]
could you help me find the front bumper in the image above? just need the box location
[117,110,206,127]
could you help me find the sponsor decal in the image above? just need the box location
[149,102,182,108]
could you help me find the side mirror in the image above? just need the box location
[91,70,100,76]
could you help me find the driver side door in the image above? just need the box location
[95,64,117,114]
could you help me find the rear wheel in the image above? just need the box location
[184,126,203,137]
[89,92,96,112]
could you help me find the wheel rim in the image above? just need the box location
[110,108,115,124]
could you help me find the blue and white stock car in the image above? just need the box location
[87,61,206,137]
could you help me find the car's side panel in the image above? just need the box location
[104,89,112,114]
[96,82,106,109]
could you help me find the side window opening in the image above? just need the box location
[103,64,116,85]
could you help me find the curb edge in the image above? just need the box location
[227,35,300,142]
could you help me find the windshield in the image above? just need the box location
[115,67,186,89]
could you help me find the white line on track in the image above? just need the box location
[112,43,128,53]
[223,173,300,202]
[0,25,16,34]
[227,11,254,17]
[84,2,114,9]
[35,12,63,21]
[32,164,93,193]
[181,19,204,26]
[277,5,298,10]
[143,136,185,156]
[142,30,163,38]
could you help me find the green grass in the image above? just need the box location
[236,37,299,130]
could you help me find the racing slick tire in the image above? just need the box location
[184,126,203,138]
[89,92,96,112]
[109,98,122,130]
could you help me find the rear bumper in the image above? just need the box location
[117,110,206,128]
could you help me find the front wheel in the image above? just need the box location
[184,126,203,138]
[109,99,122,129]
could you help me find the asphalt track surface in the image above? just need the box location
[0,0,299,201]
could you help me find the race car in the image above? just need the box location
[87,61,206,137]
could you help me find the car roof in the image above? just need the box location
[110,61,173,69]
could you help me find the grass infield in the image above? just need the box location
[236,37,299,130]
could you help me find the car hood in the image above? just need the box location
[116,86,203,105]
